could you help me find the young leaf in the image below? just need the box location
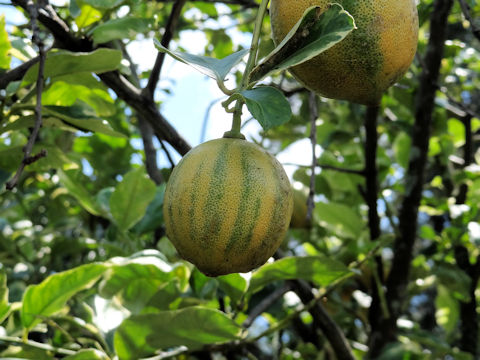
[249,255,351,294]
[21,263,107,331]
[249,4,355,83]
[114,307,243,359]
[240,86,292,131]
[154,39,248,81]
[109,168,157,232]
[90,17,152,45]
[22,49,122,84]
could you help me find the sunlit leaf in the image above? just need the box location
[114,307,243,359]
[21,263,107,331]
[249,255,351,294]
[64,349,109,360]
[0,15,11,69]
[315,201,364,238]
[109,168,157,232]
[154,39,248,81]
[249,4,355,82]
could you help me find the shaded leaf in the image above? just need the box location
[57,169,104,216]
[240,86,292,131]
[91,17,152,44]
[217,273,248,305]
[249,255,351,294]
[114,307,243,359]
[23,49,122,84]
[21,263,107,331]
[109,168,157,232]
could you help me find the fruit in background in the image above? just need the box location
[290,185,311,229]
[163,137,293,276]
[270,0,419,105]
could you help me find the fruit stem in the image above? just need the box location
[226,0,270,138]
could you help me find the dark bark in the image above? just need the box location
[369,0,455,356]
[12,0,192,156]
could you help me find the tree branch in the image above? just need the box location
[12,0,192,156]
[144,0,188,99]
[0,55,39,90]
[369,0,455,355]
[6,0,47,190]
[457,0,480,41]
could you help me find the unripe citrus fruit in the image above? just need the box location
[270,0,419,105]
[163,137,293,276]
[290,186,311,229]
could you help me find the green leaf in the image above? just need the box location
[249,4,355,82]
[63,349,109,360]
[80,0,124,9]
[240,86,292,131]
[23,49,122,84]
[132,184,166,234]
[114,307,243,359]
[43,103,125,138]
[435,285,459,335]
[109,168,157,232]
[57,169,104,216]
[91,17,152,44]
[75,4,102,28]
[154,39,248,81]
[433,263,471,301]
[0,15,12,69]
[217,273,248,305]
[99,251,189,313]
[315,201,364,238]
[249,255,351,294]
[393,132,411,169]
[21,263,107,331]
[0,270,11,323]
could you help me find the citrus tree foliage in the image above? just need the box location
[0,0,479,359]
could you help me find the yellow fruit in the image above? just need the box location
[163,137,293,277]
[290,186,311,229]
[270,0,419,105]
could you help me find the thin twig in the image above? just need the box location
[457,0,480,41]
[0,335,76,356]
[243,283,292,328]
[159,138,175,169]
[144,0,188,99]
[6,0,47,190]
[307,92,318,223]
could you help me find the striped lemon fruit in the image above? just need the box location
[163,137,293,276]
[270,0,419,105]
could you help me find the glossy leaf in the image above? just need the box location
[114,307,243,359]
[109,168,157,232]
[154,39,248,81]
[21,263,107,330]
[240,86,292,131]
[315,201,364,238]
[249,256,351,294]
[91,17,152,44]
[23,49,122,84]
[249,4,355,82]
